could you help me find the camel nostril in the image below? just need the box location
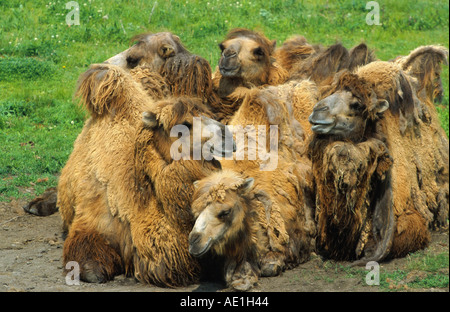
[189,232,201,245]
[223,50,237,58]
[314,105,329,112]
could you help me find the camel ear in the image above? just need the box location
[375,99,389,114]
[142,111,158,128]
[270,40,277,53]
[238,178,254,195]
[193,180,200,189]
[158,44,175,59]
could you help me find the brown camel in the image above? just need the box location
[209,28,289,122]
[187,85,316,290]
[391,45,449,229]
[308,59,448,263]
[24,32,221,216]
[58,63,235,286]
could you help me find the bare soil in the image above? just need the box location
[0,194,448,293]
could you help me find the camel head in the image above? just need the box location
[218,28,277,86]
[142,97,236,162]
[104,32,188,71]
[309,71,389,141]
[188,170,255,258]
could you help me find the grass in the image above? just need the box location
[380,252,449,290]
[317,250,449,291]
[0,0,448,202]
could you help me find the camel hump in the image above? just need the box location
[393,45,449,102]
[75,64,132,118]
[309,43,350,83]
[401,45,449,70]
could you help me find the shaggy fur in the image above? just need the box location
[391,46,449,229]
[275,36,376,84]
[189,170,261,290]
[216,87,316,283]
[58,63,226,287]
[309,60,448,263]
[24,34,222,217]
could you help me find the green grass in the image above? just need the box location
[318,250,449,291]
[0,0,448,201]
[380,252,449,290]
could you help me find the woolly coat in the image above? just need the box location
[58,64,221,286]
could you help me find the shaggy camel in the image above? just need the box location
[106,32,221,108]
[308,59,448,263]
[58,63,235,286]
[185,30,317,290]
[391,45,449,229]
[189,170,258,291]
[188,85,316,290]
[209,28,289,122]
[24,32,221,216]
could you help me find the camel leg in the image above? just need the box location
[23,188,58,216]
[129,207,199,287]
[225,259,259,291]
[260,251,284,277]
[63,218,123,283]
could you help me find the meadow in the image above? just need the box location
[0,0,448,292]
[0,0,448,200]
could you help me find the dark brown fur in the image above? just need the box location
[22,187,58,216]
[275,36,376,85]
[309,62,435,263]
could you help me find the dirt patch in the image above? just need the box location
[0,196,448,292]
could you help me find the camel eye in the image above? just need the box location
[182,121,192,128]
[253,47,264,57]
[126,56,141,68]
[350,101,362,111]
[217,209,231,219]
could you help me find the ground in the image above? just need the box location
[1,190,447,293]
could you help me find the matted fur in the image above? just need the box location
[58,64,224,287]
[309,60,447,262]
[217,87,316,277]
[392,46,449,229]
[129,66,170,100]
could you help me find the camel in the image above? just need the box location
[58,63,235,286]
[106,32,221,108]
[104,32,186,71]
[391,45,449,229]
[209,28,289,122]
[24,32,221,216]
[308,58,448,263]
[187,85,316,290]
[188,170,259,291]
